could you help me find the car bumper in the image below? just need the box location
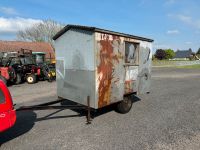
[0,109,16,132]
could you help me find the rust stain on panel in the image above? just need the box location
[97,34,121,108]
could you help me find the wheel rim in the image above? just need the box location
[124,97,132,110]
[27,77,33,82]
[124,100,131,108]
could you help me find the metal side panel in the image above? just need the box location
[57,69,96,108]
[138,42,152,94]
[54,29,95,71]
[124,66,138,94]
[95,33,125,108]
[54,29,96,108]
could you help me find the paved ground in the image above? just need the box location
[0,68,200,150]
[8,81,57,105]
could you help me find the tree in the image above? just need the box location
[197,48,200,54]
[155,49,166,60]
[165,49,175,59]
[17,19,64,49]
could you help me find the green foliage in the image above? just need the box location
[154,49,175,60]
[155,49,166,60]
[165,49,175,59]
[197,48,200,54]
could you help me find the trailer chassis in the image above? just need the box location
[15,96,91,124]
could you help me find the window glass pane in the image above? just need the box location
[10,58,21,66]
[0,88,5,104]
[125,42,138,64]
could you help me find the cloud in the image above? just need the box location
[177,14,191,23]
[177,15,200,29]
[138,0,147,6]
[185,41,192,45]
[167,29,180,34]
[0,17,42,34]
[169,14,200,29]
[0,7,18,15]
[195,30,200,34]
[154,43,171,49]
[165,0,177,5]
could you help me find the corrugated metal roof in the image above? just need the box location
[53,24,154,42]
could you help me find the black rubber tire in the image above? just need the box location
[15,73,22,84]
[26,74,36,84]
[0,75,7,85]
[116,96,133,114]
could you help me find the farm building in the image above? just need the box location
[173,49,193,60]
[53,25,153,109]
[0,41,55,60]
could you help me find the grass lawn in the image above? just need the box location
[177,64,200,69]
[152,60,189,66]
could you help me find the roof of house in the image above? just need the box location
[53,24,154,42]
[0,41,54,55]
[174,50,192,58]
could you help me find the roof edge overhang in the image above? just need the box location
[53,24,154,42]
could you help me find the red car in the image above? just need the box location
[0,80,16,132]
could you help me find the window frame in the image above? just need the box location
[124,41,140,66]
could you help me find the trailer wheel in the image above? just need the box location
[15,73,22,84]
[0,75,7,85]
[116,96,133,114]
[26,74,36,84]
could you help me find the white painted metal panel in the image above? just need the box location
[55,29,95,71]
[54,29,96,108]
[54,28,153,109]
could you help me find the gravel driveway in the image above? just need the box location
[0,68,200,150]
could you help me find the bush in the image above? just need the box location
[197,48,200,54]
[155,49,166,60]
[165,49,175,59]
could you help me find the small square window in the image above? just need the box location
[125,42,139,64]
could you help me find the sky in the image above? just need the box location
[0,0,200,52]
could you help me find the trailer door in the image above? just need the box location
[138,46,152,94]
[124,42,139,95]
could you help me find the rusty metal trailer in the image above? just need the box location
[53,24,153,114]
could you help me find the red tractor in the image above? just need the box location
[0,80,16,132]
[0,50,41,85]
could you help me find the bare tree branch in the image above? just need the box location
[16,19,64,49]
